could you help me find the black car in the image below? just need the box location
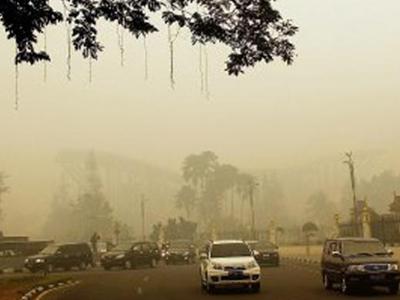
[24,242,93,273]
[101,241,160,270]
[321,237,400,294]
[165,239,196,264]
[247,240,280,266]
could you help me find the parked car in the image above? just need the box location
[199,240,261,293]
[247,240,280,266]
[24,242,93,273]
[164,239,196,265]
[321,237,400,294]
[101,241,159,270]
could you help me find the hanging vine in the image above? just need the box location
[116,24,125,67]
[167,25,180,90]
[43,27,47,82]
[14,43,19,111]
[143,36,148,80]
[62,0,72,80]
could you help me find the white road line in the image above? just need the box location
[137,286,143,295]
[36,282,80,300]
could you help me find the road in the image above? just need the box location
[43,260,397,300]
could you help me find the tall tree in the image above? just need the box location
[175,185,197,219]
[0,0,297,75]
[182,151,218,191]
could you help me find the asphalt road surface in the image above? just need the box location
[43,260,398,300]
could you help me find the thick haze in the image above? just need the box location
[0,0,399,236]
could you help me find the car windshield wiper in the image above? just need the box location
[350,252,373,256]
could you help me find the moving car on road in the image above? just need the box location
[165,239,196,265]
[199,240,261,293]
[25,242,93,273]
[321,237,400,294]
[101,241,159,270]
[247,240,280,267]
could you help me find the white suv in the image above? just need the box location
[199,240,261,293]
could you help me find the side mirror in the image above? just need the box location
[331,251,342,258]
[387,249,394,256]
[199,253,208,260]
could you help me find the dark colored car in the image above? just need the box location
[24,243,93,273]
[321,237,400,294]
[101,241,160,270]
[165,239,196,264]
[247,240,280,266]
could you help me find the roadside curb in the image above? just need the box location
[19,279,80,300]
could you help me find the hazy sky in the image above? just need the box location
[1,0,400,234]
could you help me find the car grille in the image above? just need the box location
[224,266,245,271]
[221,274,250,281]
[364,264,389,272]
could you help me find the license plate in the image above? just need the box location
[229,271,243,277]
[370,274,385,281]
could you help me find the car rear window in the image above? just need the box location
[211,243,251,258]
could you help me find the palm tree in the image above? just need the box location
[182,151,218,192]
[175,185,197,219]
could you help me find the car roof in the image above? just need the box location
[211,240,245,245]
[327,237,380,242]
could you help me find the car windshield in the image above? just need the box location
[169,240,190,250]
[342,240,386,256]
[247,241,276,250]
[211,243,251,258]
[113,243,132,251]
[40,245,59,255]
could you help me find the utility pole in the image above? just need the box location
[248,179,258,240]
[343,152,359,236]
[141,194,146,241]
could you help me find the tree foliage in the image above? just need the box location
[0,0,298,74]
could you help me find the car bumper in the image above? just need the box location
[165,255,190,263]
[207,268,261,287]
[345,271,400,286]
[101,258,126,268]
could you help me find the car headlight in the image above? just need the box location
[115,254,125,259]
[24,258,29,264]
[184,251,190,256]
[35,258,45,263]
[253,250,260,256]
[211,262,223,270]
[388,264,399,271]
[247,261,258,269]
[347,264,365,272]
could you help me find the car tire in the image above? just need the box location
[388,282,399,295]
[251,283,261,293]
[323,273,333,290]
[47,264,54,273]
[340,277,351,294]
[125,260,132,270]
[79,262,87,271]
[150,258,157,268]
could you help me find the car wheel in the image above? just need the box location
[251,283,261,293]
[125,260,132,270]
[388,282,399,295]
[79,262,87,271]
[150,258,157,268]
[340,277,351,294]
[47,264,54,273]
[323,273,333,290]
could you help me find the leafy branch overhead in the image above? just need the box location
[0,0,298,75]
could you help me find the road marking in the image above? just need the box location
[137,286,143,295]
